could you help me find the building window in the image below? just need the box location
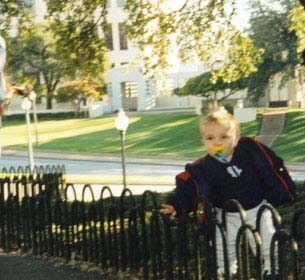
[146,81,151,95]
[116,0,125,7]
[119,23,128,50]
[105,23,113,50]
[121,82,137,98]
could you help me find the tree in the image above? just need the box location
[124,0,264,83]
[300,0,305,7]
[173,71,248,109]
[7,22,66,109]
[56,80,105,116]
[1,1,109,109]
[174,0,304,106]
[2,0,304,105]
[289,4,305,64]
[245,0,302,103]
[0,1,30,36]
[46,0,109,80]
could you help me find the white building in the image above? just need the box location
[258,71,305,108]
[104,0,207,112]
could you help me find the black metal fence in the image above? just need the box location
[0,165,66,198]
[0,170,304,280]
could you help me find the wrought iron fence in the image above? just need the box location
[0,172,304,280]
[0,165,65,198]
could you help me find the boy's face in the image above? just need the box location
[201,122,239,161]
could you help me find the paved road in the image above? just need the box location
[1,154,305,183]
[0,154,181,178]
[0,154,304,182]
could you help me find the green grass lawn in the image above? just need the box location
[272,110,305,162]
[2,114,260,159]
[2,109,305,184]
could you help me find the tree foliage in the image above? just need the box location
[46,0,109,80]
[125,0,264,83]
[174,0,304,105]
[2,0,305,108]
[289,4,305,61]
[0,1,31,37]
[1,0,109,81]
[173,71,248,102]
[245,0,301,103]
[56,79,105,115]
[1,0,109,109]
[7,22,64,109]
[56,80,104,103]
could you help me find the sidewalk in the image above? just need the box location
[2,146,305,173]
[2,147,189,167]
[255,108,286,147]
[254,108,305,171]
[0,253,103,280]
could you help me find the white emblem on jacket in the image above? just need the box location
[227,165,242,178]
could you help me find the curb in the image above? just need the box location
[1,148,189,167]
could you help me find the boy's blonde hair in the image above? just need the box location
[200,109,240,138]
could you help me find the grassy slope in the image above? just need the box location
[272,110,305,162]
[2,114,260,159]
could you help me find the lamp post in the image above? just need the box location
[21,97,34,173]
[0,35,7,157]
[29,90,39,147]
[115,110,129,189]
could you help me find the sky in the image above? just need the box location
[233,0,251,31]
[159,0,252,31]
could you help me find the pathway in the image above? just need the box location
[255,108,286,147]
[0,253,103,280]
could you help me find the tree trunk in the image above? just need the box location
[207,100,218,112]
[209,92,219,111]
[46,94,52,109]
[73,100,81,118]
[201,92,219,114]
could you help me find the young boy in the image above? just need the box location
[161,109,297,279]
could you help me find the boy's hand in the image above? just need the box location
[160,204,176,216]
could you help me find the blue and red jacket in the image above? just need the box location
[166,137,297,226]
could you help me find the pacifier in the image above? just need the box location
[212,146,227,162]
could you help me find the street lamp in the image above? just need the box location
[0,35,7,157]
[29,90,39,147]
[115,109,129,189]
[21,97,34,173]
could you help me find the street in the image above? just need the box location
[0,154,181,178]
[0,154,304,200]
